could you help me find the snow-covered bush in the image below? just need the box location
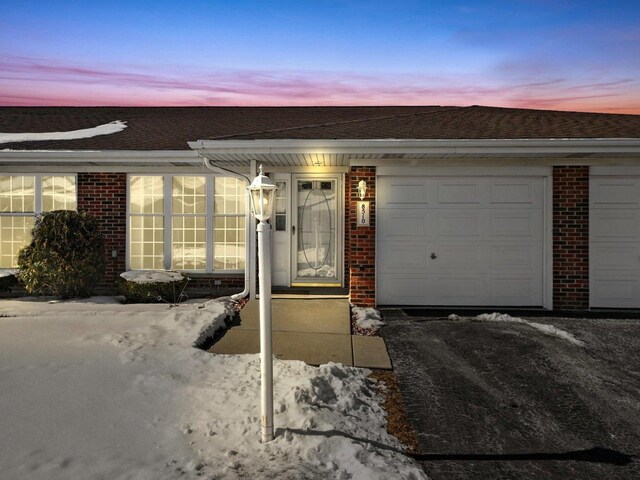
[17,210,105,298]
[118,270,189,303]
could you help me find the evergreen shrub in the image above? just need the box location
[17,210,105,298]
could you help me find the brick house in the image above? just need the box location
[1,106,639,310]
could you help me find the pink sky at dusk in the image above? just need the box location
[1,1,639,114]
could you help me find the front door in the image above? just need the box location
[291,175,342,286]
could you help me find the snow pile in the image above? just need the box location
[0,120,127,144]
[0,297,425,480]
[120,269,185,284]
[352,306,385,335]
[475,312,585,346]
[0,269,17,278]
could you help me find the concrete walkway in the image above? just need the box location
[208,298,391,369]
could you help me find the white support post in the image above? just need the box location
[250,160,258,300]
[257,220,274,443]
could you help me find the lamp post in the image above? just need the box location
[247,165,277,443]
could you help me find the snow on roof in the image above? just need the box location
[0,120,127,145]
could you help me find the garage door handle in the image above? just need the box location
[431,252,437,259]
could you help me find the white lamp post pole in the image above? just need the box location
[247,165,277,444]
[257,218,273,443]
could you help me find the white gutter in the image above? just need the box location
[0,150,200,163]
[190,138,640,156]
[195,151,253,302]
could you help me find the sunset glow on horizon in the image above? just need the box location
[1,1,639,114]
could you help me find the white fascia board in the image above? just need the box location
[190,138,640,155]
[0,150,199,164]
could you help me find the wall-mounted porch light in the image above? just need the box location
[358,180,367,200]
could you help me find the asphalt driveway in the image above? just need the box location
[380,310,640,480]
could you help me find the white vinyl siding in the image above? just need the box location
[127,175,246,273]
[0,174,76,268]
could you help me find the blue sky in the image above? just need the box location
[1,0,639,112]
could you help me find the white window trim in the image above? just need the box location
[126,174,247,274]
[0,173,78,268]
[0,173,78,216]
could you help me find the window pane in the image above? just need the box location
[0,216,35,268]
[129,215,164,270]
[130,176,164,214]
[0,176,35,213]
[214,177,246,214]
[42,175,77,212]
[171,215,206,270]
[172,176,206,215]
[214,216,245,271]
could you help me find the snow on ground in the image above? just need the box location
[352,306,385,335]
[0,120,127,144]
[475,312,586,346]
[0,297,425,480]
[120,270,185,284]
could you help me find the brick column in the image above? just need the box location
[77,173,127,293]
[553,166,589,309]
[347,167,376,307]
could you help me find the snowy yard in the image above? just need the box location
[0,297,425,480]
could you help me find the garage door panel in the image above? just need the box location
[378,175,545,306]
[489,246,535,270]
[592,280,638,307]
[489,278,538,305]
[591,245,639,272]
[378,178,428,206]
[378,275,431,305]
[489,180,540,205]
[431,277,484,304]
[436,181,482,204]
[378,245,429,273]
[591,212,640,241]
[379,210,429,238]
[489,212,538,237]
[590,175,640,308]
[592,180,640,207]
[433,246,482,272]
[437,213,480,236]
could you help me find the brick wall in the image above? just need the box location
[76,172,246,298]
[77,173,127,292]
[347,167,376,307]
[553,166,590,309]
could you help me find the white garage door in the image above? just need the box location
[590,175,640,308]
[377,176,545,306]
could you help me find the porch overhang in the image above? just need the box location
[190,138,640,168]
[1,138,639,170]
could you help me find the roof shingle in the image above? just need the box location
[1,105,638,150]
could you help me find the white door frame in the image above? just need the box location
[290,173,344,287]
[271,173,292,287]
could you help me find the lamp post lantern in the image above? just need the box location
[247,165,277,443]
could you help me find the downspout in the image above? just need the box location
[196,152,253,302]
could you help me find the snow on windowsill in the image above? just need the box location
[120,270,185,284]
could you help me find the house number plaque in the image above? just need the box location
[357,201,370,227]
